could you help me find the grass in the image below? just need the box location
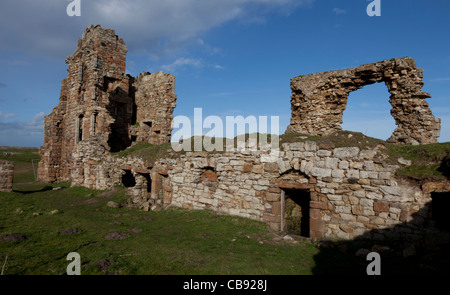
[386,142,450,179]
[0,146,40,184]
[111,131,450,180]
[0,184,319,275]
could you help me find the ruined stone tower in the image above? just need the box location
[38,25,177,183]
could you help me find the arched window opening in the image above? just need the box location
[341,82,396,141]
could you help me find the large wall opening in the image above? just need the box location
[341,82,396,141]
[431,192,450,231]
[122,170,136,188]
[283,189,311,237]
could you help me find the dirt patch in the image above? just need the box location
[0,234,29,242]
[85,259,117,272]
[98,187,122,199]
[109,221,123,225]
[127,228,142,234]
[59,228,82,235]
[104,232,130,240]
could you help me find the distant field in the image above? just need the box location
[0,146,40,185]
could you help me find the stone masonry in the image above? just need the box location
[0,160,14,192]
[38,25,177,183]
[286,57,441,145]
[68,140,450,242]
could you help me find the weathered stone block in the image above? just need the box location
[333,147,360,159]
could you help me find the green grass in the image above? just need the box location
[386,142,450,179]
[0,184,319,275]
[0,147,40,183]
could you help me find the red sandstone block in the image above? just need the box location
[373,201,390,212]
[263,213,280,223]
[310,209,323,220]
[243,163,253,173]
[272,202,281,215]
[310,219,325,232]
[310,201,328,210]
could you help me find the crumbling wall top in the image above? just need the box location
[287,57,441,145]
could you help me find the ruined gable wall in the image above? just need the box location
[286,57,441,145]
[38,25,129,182]
[132,72,177,145]
[38,25,177,183]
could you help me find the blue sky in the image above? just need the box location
[0,0,449,147]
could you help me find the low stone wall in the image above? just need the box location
[0,160,14,192]
[71,139,449,242]
[166,143,439,241]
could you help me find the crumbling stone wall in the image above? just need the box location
[0,160,14,192]
[69,139,449,242]
[286,57,441,145]
[163,144,448,241]
[38,25,177,183]
[132,72,177,145]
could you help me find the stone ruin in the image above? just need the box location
[36,25,450,244]
[0,160,14,192]
[286,57,441,145]
[37,25,177,183]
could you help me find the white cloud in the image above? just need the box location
[0,112,45,147]
[161,57,203,72]
[333,8,346,15]
[0,0,314,60]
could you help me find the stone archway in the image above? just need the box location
[286,57,441,145]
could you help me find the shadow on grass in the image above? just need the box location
[12,185,54,194]
[312,201,450,275]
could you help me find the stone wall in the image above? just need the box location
[286,57,441,145]
[132,71,177,145]
[70,139,450,242]
[0,160,14,192]
[165,143,442,241]
[38,25,177,183]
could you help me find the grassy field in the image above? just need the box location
[0,183,323,275]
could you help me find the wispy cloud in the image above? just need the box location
[0,111,17,119]
[0,0,315,60]
[430,77,450,82]
[333,8,346,15]
[161,58,203,72]
[0,112,45,147]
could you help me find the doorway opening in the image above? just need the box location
[283,189,311,237]
[122,170,136,188]
[431,192,450,231]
